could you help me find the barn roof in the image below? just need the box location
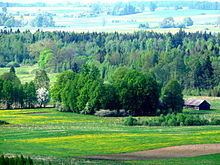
[184,99,210,107]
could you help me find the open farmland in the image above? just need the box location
[0,97,220,164]
[6,7,220,33]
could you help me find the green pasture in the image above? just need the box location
[0,97,220,164]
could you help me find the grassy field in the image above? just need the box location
[0,97,220,164]
[0,65,58,84]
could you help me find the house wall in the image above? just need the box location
[199,103,210,110]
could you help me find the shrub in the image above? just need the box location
[125,113,219,127]
[167,118,178,126]
[0,120,9,125]
[210,118,220,125]
[124,116,137,126]
[147,118,161,126]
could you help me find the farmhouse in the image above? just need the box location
[184,99,211,110]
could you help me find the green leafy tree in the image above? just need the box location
[99,84,120,110]
[34,69,50,90]
[51,70,76,103]
[38,48,53,69]
[113,68,160,116]
[2,80,13,109]
[61,79,79,112]
[162,79,184,113]
[0,70,22,109]
[23,81,37,108]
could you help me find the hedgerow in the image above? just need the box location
[124,113,220,126]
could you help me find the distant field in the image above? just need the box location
[0,97,220,164]
[6,7,220,33]
[0,65,58,84]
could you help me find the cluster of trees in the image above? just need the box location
[87,1,220,16]
[0,30,220,96]
[160,17,193,28]
[110,2,138,16]
[31,13,55,27]
[0,67,50,109]
[0,7,22,27]
[51,65,183,116]
[191,1,220,10]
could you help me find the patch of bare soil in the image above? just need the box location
[84,144,220,160]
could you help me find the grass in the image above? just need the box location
[125,154,220,165]
[0,97,220,164]
[0,65,58,84]
[29,153,220,164]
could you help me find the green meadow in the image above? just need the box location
[0,97,220,164]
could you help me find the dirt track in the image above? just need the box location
[84,144,220,160]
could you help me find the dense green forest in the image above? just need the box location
[0,29,220,95]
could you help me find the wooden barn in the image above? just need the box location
[184,99,211,110]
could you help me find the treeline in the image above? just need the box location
[124,113,220,126]
[51,65,183,116]
[0,67,50,109]
[0,30,220,95]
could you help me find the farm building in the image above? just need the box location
[184,99,211,110]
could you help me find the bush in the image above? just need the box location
[210,118,220,125]
[147,118,161,126]
[0,120,9,125]
[124,113,219,127]
[124,116,137,126]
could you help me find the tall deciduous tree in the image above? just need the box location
[113,68,160,116]
[34,69,50,90]
[23,81,37,108]
[51,70,76,103]
[0,69,22,109]
[37,87,49,107]
[162,79,184,113]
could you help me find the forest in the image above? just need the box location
[0,29,220,95]
[0,29,219,115]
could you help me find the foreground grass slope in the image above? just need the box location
[0,97,220,158]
